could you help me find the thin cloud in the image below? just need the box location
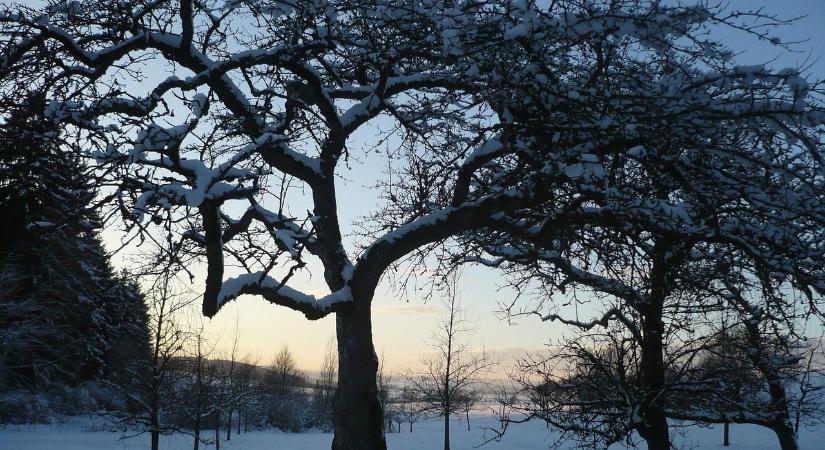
[374,304,440,315]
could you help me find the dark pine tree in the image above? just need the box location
[0,95,150,390]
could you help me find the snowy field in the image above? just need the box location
[2,416,823,450]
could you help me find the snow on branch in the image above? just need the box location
[215,271,352,320]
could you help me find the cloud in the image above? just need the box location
[373,304,440,315]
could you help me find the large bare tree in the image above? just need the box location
[0,2,537,448]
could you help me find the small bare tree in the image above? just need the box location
[263,344,309,431]
[794,334,825,432]
[315,337,337,430]
[109,272,190,450]
[454,388,481,431]
[376,352,393,434]
[409,294,494,450]
[395,386,426,433]
[232,355,261,436]
[268,345,299,396]
[181,318,217,450]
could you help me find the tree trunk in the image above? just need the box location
[443,413,451,450]
[215,410,220,450]
[237,409,241,434]
[637,309,670,450]
[192,410,201,450]
[636,247,671,450]
[150,404,160,450]
[723,418,729,446]
[741,311,798,450]
[444,414,450,450]
[466,410,470,431]
[331,302,387,450]
[771,421,799,450]
[226,409,232,441]
[766,384,798,450]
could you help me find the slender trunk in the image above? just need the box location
[193,416,200,450]
[466,409,470,431]
[331,301,387,450]
[215,410,220,450]
[193,357,202,450]
[443,412,451,450]
[244,413,249,433]
[237,408,241,434]
[226,409,232,441]
[150,399,160,450]
[794,409,801,435]
[409,420,413,433]
[723,418,729,446]
[444,325,452,450]
[192,389,201,450]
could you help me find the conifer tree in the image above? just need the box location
[0,96,149,389]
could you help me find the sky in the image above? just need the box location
[95,0,825,378]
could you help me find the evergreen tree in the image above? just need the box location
[0,96,149,389]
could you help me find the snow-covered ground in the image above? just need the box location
[1,416,823,450]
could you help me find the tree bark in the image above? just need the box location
[466,410,470,431]
[443,413,451,450]
[331,301,386,450]
[151,429,159,450]
[226,409,232,441]
[771,421,799,450]
[723,418,729,446]
[637,250,670,450]
[637,309,670,450]
[740,307,799,450]
[150,402,160,450]
[193,416,200,450]
[215,410,220,450]
[766,385,798,450]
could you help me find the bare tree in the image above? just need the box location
[669,286,822,450]
[232,355,262,436]
[376,352,393,434]
[394,386,426,433]
[0,3,542,447]
[453,387,480,431]
[222,318,241,442]
[181,318,217,450]
[314,337,337,430]
[509,289,823,450]
[268,345,299,396]
[409,294,493,450]
[264,344,310,431]
[109,273,190,450]
[511,328,643,449]
[794,334,825,433]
